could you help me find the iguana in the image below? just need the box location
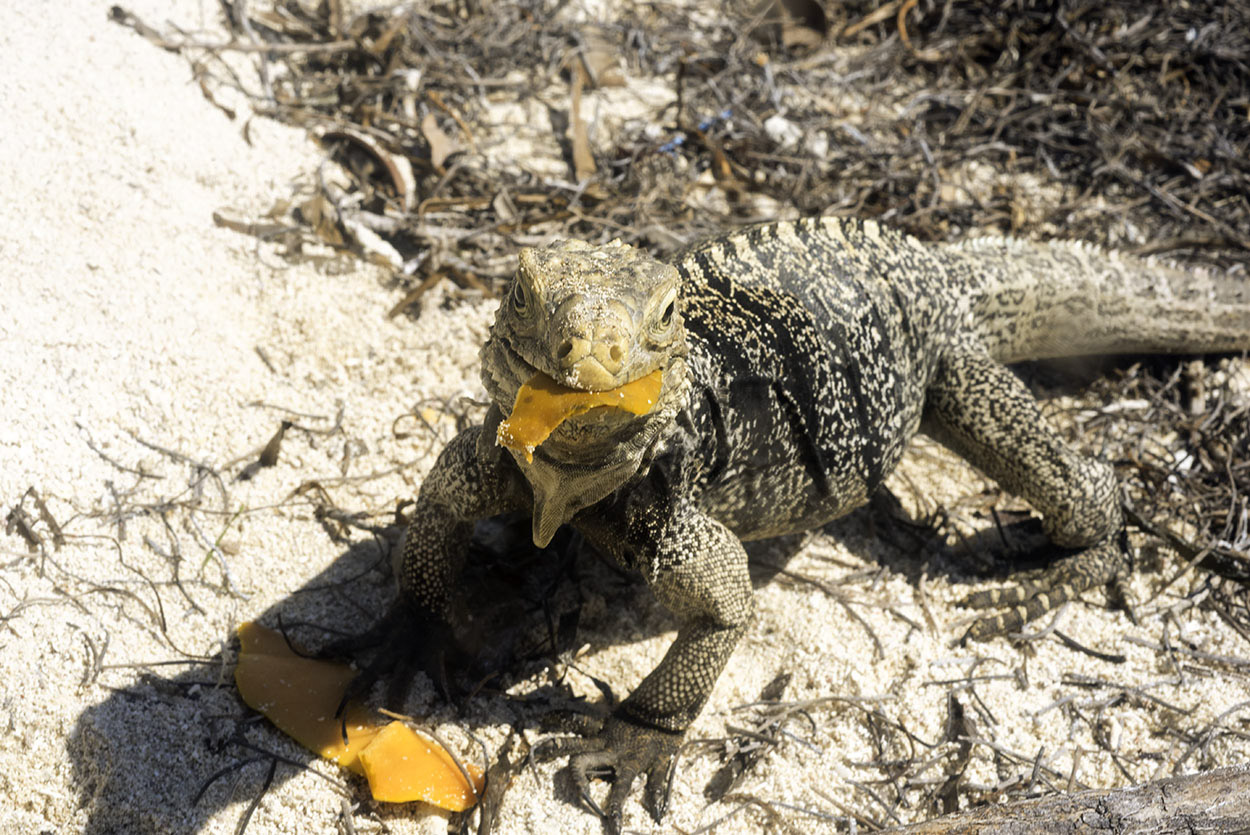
[381,217,1249,831]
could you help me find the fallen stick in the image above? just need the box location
[890,764,1250,834]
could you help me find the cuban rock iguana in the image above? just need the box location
[385,217,1249,830]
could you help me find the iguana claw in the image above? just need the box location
[542,714,682,832]
[959,532,1134,641]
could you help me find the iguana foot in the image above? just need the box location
[541,714,682,833]
[959,531,1134,641]
[320,603,465,712]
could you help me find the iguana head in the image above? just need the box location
[492,238,683,375]
[481,239,690,540]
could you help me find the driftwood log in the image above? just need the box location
[892,765,1250,834]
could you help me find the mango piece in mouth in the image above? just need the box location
[234,622,484,809]
[497,369,663,462]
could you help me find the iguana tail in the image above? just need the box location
[950,237,1250,363]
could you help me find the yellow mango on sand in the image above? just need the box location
[234,622,484,810]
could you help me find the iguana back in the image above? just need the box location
[670,217,1249,541]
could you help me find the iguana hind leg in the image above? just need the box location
[921,348,1130,639]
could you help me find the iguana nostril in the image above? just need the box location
[609,345,623,362]
[556,341,574,360]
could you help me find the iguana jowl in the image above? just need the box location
[393,217,1249,829]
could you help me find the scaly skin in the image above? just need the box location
[390,217,1250,830]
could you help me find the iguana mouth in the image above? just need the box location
[496,369,664,462]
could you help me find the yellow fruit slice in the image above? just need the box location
[234,621,379,773]
[358,721,484,808]
[234,622,483,809]
[497,369,663,462]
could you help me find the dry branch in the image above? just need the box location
[891,764,1250,834]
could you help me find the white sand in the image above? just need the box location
[2,2,1248,833]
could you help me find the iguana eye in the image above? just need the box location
[511,279,531,315]
[652,289,678,334]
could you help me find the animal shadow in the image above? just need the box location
[67,513,657,834]
[67,489,1056,833]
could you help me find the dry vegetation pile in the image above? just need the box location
[114,0,1250,265]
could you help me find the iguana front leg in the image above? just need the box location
[339,425,526,700]
[393,425,526,615]
[552,508,754,831]
[922,348,1131,639]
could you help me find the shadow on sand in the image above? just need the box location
[69,488,1035,833]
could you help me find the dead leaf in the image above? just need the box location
[568,68,597,185]
[212,209,296,239]
[299,193,345,247]
[343,216,403,269]
[316,127,416,212]
[492,190,518,223]
[779,0,828,49]
[749,0,829,51]
[577,30,625,87]
[422,112,460,170]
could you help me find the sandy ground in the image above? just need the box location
[3,2,1249,834]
